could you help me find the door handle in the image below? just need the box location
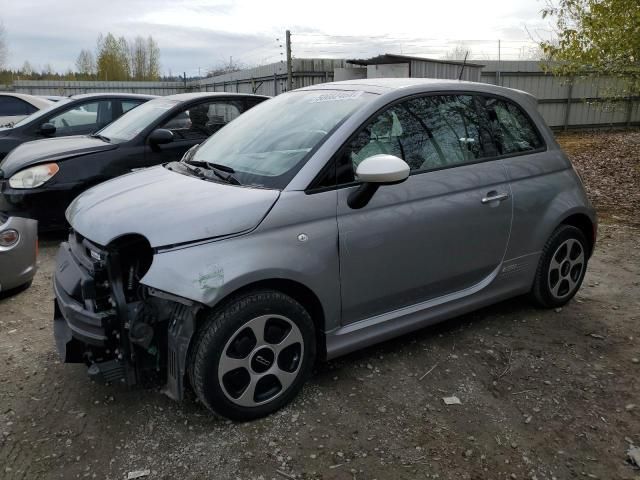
[481,192,509,204]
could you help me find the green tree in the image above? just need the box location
[540,0,640,97]
[96,33,130,81]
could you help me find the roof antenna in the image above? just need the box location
[458,51,469,81]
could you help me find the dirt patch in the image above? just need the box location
[1,130,639,480]
[557,128,640,225]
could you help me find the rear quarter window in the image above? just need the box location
[0,96,37,116]
[481,96,543,155]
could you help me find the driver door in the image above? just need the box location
[336,94,513,325]
[144,99,244,166]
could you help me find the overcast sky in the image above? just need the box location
[0,0,553,76]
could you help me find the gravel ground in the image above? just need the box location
[1,129,639,480]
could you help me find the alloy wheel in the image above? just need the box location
[218,314,304,407]
[547,238,585,300]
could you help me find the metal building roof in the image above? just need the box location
[346,54,485,68]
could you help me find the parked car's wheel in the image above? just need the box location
[189,289,316,420]
[531,225,589,308]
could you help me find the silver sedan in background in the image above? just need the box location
[0,213,37,294]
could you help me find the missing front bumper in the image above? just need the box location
[52,237,200,399]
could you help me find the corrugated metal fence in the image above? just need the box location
[4,60,639,129]
[10,80,185,96]
[480,61,639,129]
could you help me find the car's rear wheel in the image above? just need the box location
[188,289,316,421]
[531,224,589,308]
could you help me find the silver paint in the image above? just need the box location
[65,78,597,362]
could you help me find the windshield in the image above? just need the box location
[98,98,179,143]
[13,98,71,128]
[190,90,375,189]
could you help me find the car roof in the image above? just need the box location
[0,92,53,109]
[301,78,538,106]
[161,92,270,102]
[69,93,158,100]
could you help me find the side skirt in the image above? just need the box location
[325,253,539,360]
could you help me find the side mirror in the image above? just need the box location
[348,155,410,209]
[148,128,174,145]
[40,123,56,136]
[355,154,410,184]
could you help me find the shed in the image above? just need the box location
[346,54,484,82]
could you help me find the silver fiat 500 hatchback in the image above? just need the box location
[53,79,596,420]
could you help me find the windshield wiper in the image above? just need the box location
[171,161,212,181]
[183,159,241,185]
[91,133,111,142]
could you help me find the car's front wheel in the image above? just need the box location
[188,289,316,421]
[531,224,589,308]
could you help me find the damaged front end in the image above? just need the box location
[53,231,200,400]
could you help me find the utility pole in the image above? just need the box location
[286,30,293,91]
[497,39,501,86]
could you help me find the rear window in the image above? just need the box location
[0,96,38,116]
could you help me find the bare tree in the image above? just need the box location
[0,21,8,70]
[443,43,472,61]
[207,57,245,77]
[41,63,54,77]
[129,37,147,80]
[21,61,33,76]
[146,36,160,80]
[129,36,160,80]
[75,49,96,77]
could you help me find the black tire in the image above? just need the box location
[0,280,33,299]
[530,224,589,308]
[188,289,316,421]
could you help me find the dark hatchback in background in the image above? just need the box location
[0,93,157,161]
[0,92,268,231]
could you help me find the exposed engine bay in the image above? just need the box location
[53,231,199,400]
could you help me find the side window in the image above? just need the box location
[245,98,266,109]
[159,100,243,140]
[122,100,144,113]
[482,96,543,155]
[0,97,36,116]
[335,94,494,185]
[48,100,115,133]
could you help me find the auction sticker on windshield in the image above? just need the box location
[309,91,364,103]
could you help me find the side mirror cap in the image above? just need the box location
[355,154,410,184]
[348,155,410,210]
[40,123,56,135]
[148,128,174,145]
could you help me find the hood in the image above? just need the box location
[66,165,280,248]
[0,135,117,177]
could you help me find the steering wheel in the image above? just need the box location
[61,118,70,127]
